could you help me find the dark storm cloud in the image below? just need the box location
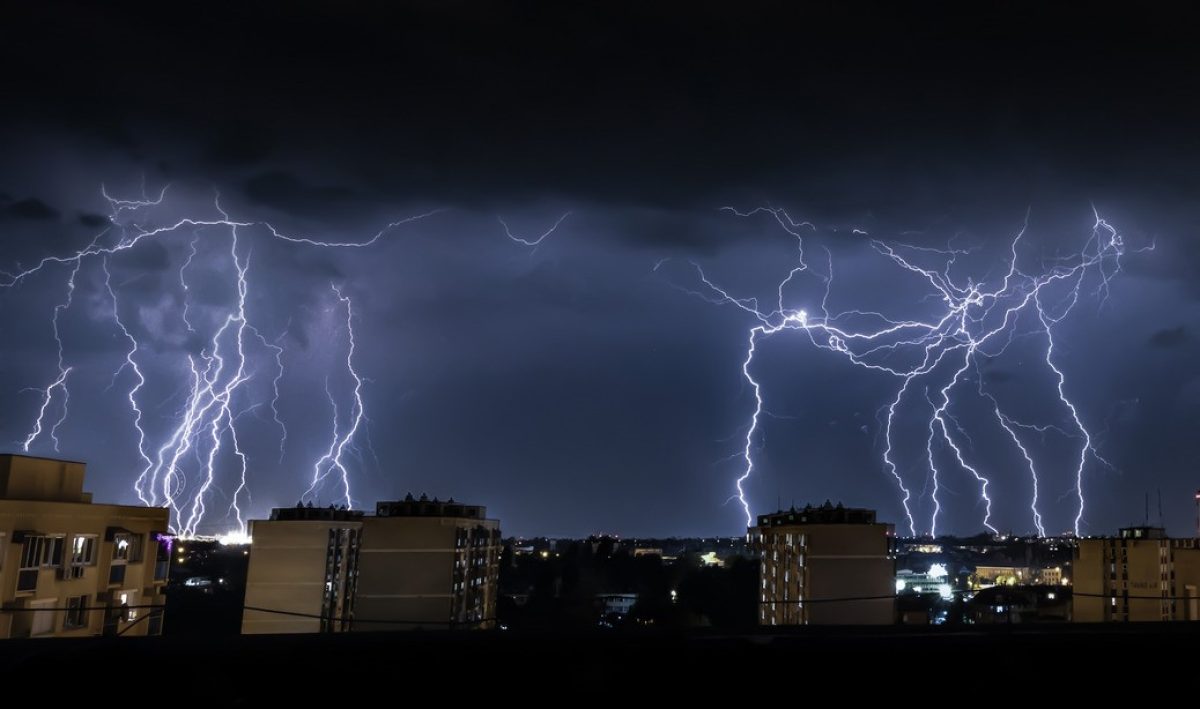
[1,198,59,220]
[205,127,273,167]
[78,213,109,228]
[6,3,1200,216]
[114,240,171,272]
[242,172,359,218]
[1148,326,1188,349]
[981,369,1013,385]
[1,1,1200,536]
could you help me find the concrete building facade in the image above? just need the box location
[751,502,895,625]
[1073,526,1200,622]
[0,454,170,638]
[242,495,500,634]
[240,506,365,634]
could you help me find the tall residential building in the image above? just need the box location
[240,506,365,634]
[242,495,501,634]
[1073,526,1200,622]
[750,502,895,625]
[0,454,171,638]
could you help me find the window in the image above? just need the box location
[153,534,171,580]
[112,533,143,563]
[44,536,64,566]
[147,612,163,636]
[20,535,65,568]
[17,535,64,592]
[117,591,139,622]
[64,595,89,629]
[72,535,96,566]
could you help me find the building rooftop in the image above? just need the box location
[263,495,489,523]
[376,494,486,519]
[270,505,365,522]
[0,453,89,503]
[1117,526,1167,540]
[755,501,878,527]
[0,452,88,466]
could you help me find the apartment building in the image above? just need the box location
[0,454,171,638]
[242,494,501,633]
[1073,526,1200,622]
[751,502,895,625]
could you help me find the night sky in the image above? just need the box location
[2,3,1199,537]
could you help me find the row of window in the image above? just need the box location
[16,532,144,571]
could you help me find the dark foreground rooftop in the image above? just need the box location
[0,624,1196,696]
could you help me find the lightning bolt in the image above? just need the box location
[302,284,364,509]
[680,207,1135,536]
[21,256,84,453]
[3,184,438,537]
[499,212,572,248]
[179,233,200,333]
[102,257,154,506]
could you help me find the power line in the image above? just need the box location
[0,602,493,627]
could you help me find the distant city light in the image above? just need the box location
[217,530,252,546]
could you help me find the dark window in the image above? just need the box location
[153,534,171,580]
[147,611,163,636]
[108,564,126,585]
[44,536,64,566]
[16,569,38,593]
[21,535,65,568]
[64,595,89,629]
[20,538,41,569]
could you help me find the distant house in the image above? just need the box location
[967,585,1071,623]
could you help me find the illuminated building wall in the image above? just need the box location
[969,566,1034,589]
[354,498,500,631]
[750,503,895,625]
[0,454,170,638]
[241,506,365,634]
[242,496,500,633]
[1073,527,1200,622]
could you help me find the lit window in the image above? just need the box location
[112,533,143,563]
[72,536,96,566]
